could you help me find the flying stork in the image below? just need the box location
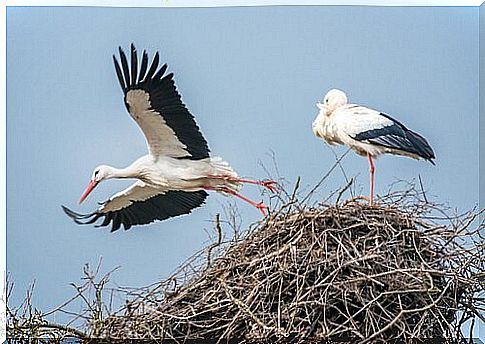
[312,89,435,206]
[62,44,276,231]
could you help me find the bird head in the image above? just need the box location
[316,89,348,116]
[78,165,113,204]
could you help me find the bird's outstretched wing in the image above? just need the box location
[62,181,208,232]
[338,106,435,163]
[113,44,210,160]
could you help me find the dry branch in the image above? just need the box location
[96,188,484,342]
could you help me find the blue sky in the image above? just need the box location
[6,5,481,337]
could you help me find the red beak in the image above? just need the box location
[79,180,98,204]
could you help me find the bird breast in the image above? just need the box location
[313,113,343,145]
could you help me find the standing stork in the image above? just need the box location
[62,44,276,232]
[312,89,435,206]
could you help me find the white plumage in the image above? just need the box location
[312,89,435,205]
[125,89,191,158]
[63,44,276,232]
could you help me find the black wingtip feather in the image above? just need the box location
[145,52,160,81]
[404,129,436,162]
[138,50,149,83]
[118,47,131,90]
[130,44,138,87]
[62,205,99,225]
[111,213,122,232]
[113,55,126,92]
[153,64,168,80]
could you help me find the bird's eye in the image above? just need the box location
[94,170,99,176]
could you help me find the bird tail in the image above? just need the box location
[406,130,436,164]
[209,157,238,177]
[208,157,241,193]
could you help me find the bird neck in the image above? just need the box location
[107,166,138,179]
[314,110,329,125]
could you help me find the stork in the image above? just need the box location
[62,44,276,232]
[312,89,435,206]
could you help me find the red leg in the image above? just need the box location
[203,186,268,216]
[367,153,375,206]
[207,175,278,193]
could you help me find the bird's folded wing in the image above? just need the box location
[113,44,210,160]
[337,106,435,161]
[336,106,395,137]
[62,181,208,232]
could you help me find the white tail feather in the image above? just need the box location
[209,157,241,193]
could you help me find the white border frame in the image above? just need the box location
[2,0,485,6]
[1,1,482,343]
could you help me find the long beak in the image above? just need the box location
[79,180,98,204]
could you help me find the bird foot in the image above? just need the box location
[260,180,278,193]
[255,202,268,216]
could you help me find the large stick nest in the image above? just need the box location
[94,187,484,342]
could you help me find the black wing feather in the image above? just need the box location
[113,56,126,91]
[130,44,137,87]
[145,52,159,81]
[112,213,122,232]
[98,215,112,228]
[118,47,131,92]
[114,44,210,160]
[138,50,148,83]
[153,64,169,81]
[61,190,208,232]
[353,113,435,163]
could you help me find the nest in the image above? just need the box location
[93,191,484,342]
